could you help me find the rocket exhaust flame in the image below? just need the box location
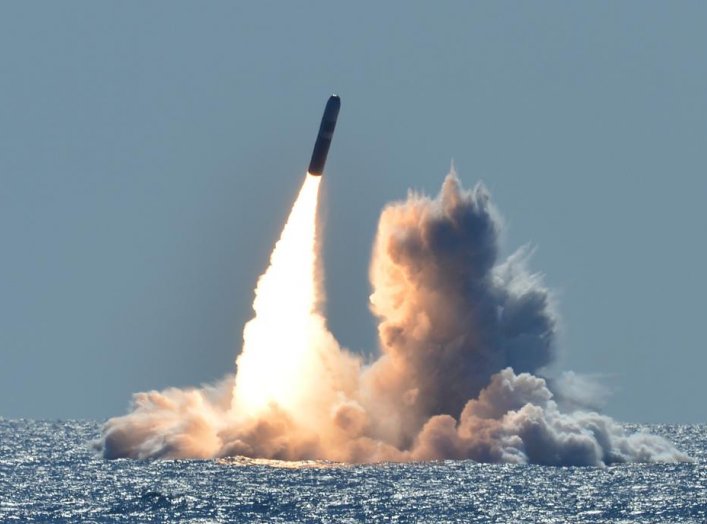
[231,174,322,419]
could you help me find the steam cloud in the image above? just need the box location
[99,169,688,465]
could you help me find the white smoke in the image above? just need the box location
[98,169,690,466]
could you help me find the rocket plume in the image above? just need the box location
[98,168,689,466]
[231,174,322,419]
[230,173,359,438]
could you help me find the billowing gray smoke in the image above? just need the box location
[98,169,689,466]
[362,173,556,449]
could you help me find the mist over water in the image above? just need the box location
[99,169,689,465]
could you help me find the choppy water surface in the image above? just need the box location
[0,420,704,523]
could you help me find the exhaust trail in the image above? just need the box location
[231,174,322,419]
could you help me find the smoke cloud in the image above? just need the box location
[99,169,689,466]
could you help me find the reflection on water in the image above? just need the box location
[218,456,342,469]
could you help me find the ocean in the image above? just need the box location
[1,420,704,523]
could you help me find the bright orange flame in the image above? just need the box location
[231,174,322,419]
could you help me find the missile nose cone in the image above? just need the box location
[322,95,340,125]
[308,95,341,176]
[328,94,341,108]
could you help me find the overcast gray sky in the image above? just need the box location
[1,1,705,423]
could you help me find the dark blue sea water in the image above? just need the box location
[0,420,704,523]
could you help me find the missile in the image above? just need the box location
[308,95,341,176]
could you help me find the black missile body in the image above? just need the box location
[308,95,340,176]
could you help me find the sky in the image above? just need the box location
[1,1,705,423]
